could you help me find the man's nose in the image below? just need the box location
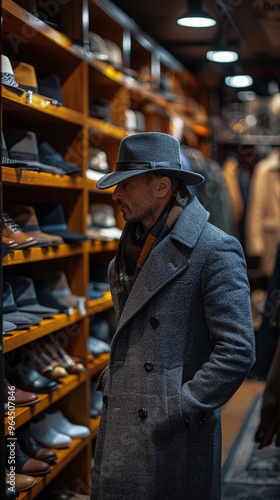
[112,184,122,200]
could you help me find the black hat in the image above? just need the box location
[96,132,204,190]
[38,141,82,175]
[1,132,35,171]
[32,202,90,243]
[3,282,43,328]
[36,71,63,106]
[5,276,59,318]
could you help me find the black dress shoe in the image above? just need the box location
[6,360,58,393]
[18,430,58,464]
[5,485,20,499]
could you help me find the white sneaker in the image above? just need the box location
[44,409,91,438]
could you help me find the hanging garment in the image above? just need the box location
[245,147,280,277]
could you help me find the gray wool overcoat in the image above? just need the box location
[91,195,255,500]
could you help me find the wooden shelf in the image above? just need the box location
[86,291,113,316]
[87,240,118,253]
[87,116,127,140]
[15,423,96,500]
[4,373,87,434]
[1,166,84,189]
[2,243,86,267]
[88,353,110,378]
[2,88,84,126]
[3,312,85,353]
[3,293,113,353]
[2,0,85,61]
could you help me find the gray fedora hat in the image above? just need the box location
[96,132,204,190]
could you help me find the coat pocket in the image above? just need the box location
[166,366,188,435]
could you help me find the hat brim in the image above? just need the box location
[96,168,204,190]
[17,304,59,317]
[43,230,89,243]
[2,82,26,96]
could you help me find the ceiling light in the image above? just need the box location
[225,74,253,88]
[206,50,238,63]
[237,90,257,101]
[177,0,216,28]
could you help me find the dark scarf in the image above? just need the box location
[114,185,190,314]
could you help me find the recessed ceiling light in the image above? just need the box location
[225,75,253,88]
[206,50,238,63]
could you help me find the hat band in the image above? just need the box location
[17,297,37,306]
[21,224,41,233]
[2,73,20,88]
[10,151,39,162]
[115,161,181,172]
[40,223,68,232]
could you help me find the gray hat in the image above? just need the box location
[96,132,204,190]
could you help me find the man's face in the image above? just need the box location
[112,174,162,230]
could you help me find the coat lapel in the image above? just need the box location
[114,195,209,334]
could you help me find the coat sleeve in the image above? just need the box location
[181,233,256,425]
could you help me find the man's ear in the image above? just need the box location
[157,176,172,198]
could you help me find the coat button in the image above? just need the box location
[103,395,108,408]
[150,316,159,327]
[144,362,153,371]
[138,408,147,419]
[195,412,207,425]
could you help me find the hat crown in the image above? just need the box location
[117,132,181,164]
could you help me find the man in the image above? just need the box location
[91,132,255,500]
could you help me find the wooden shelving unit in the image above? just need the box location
[1,0,208,497]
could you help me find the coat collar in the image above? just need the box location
[112,195,209,335]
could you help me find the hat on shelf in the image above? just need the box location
[96,132,205,190]
[88,32,109,61]
[88,97,111,121]
[1,55,25,96]
[32,276,73,315]
[86,148,110,181]
[1,132,33,170]
[104,40,123,70]
[88,203,122,240]
[32,202,91,243]
[6,130,66,175]
[3,281,43,328]
[12,61,39,93]
[47,270,86,316]
[36,71,63,106]
[38,141,82,176]
[5,276,60,318]
[6,204,64,246]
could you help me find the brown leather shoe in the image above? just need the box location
[2,211,37,249]
[5,470,36,492]
[5,379,41,407]
[42,336,86,374]
[15,442,51,476]
[2,235,19,249]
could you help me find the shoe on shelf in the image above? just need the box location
[5,484,20,499]
[43,335,86,374]
[90,380,103,418]
[44,408,91,438]
[29,415,72,449]
[2,211,37,249]
[17,429,58,464]
[6,357,59,393]
[5,469,36,492]
[27,344,68,381]
[14,441,51,476]
[4,379,41,407]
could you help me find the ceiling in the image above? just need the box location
[112,0,280,95]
